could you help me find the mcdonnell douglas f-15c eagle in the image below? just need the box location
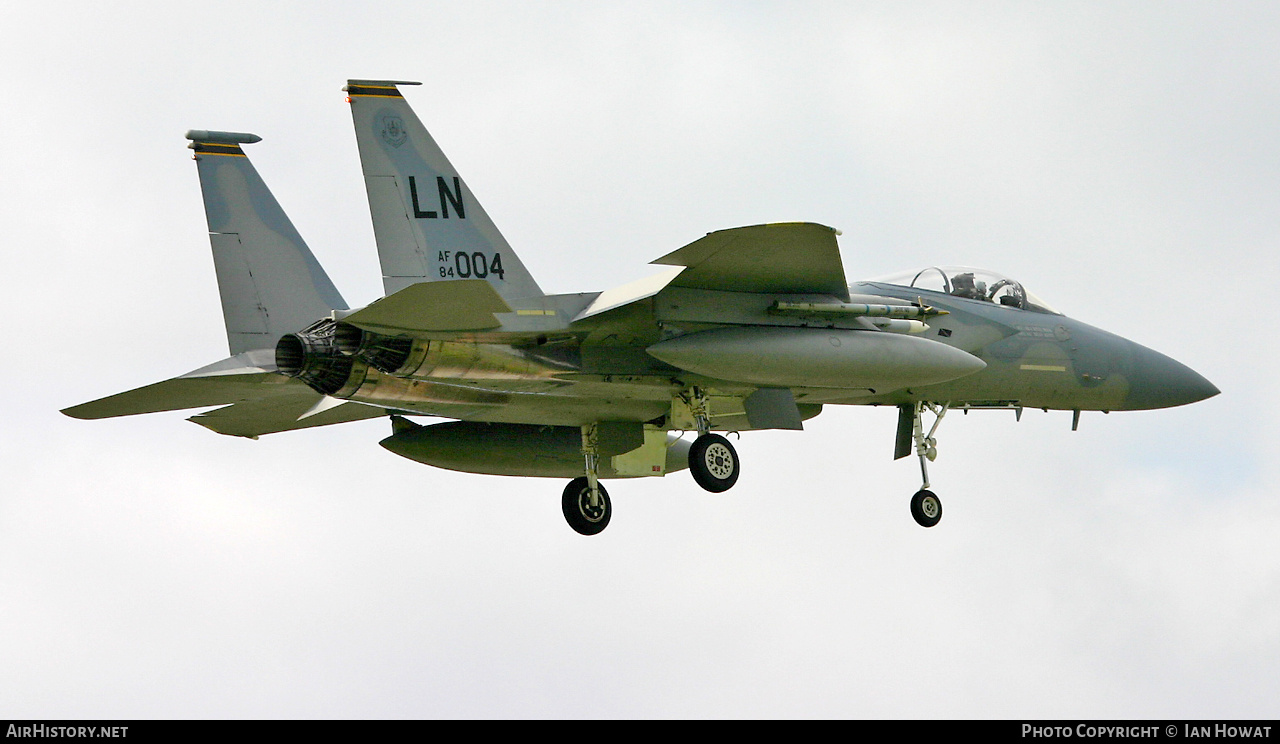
[63,79,1219,535]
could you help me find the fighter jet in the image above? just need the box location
[62,79,1219,535]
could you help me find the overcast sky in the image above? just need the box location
[2,1,1275,718]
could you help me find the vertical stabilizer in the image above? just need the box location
[187,131,347,355]
[345,80,544,302]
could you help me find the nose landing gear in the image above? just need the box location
[900,402,949,528]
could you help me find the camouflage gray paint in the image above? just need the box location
[852,281,1218,412]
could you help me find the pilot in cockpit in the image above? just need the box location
[950,272,989,301]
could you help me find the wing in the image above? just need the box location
[651,222,850,301]
[60,353,296,420]
[61,352,388,438]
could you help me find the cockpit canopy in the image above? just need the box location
[871,266,1060,315]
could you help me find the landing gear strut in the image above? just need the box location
[907,401,948,528]
[683,386,740,493]
[562,423,612,535]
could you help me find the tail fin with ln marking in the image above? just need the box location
[187,130,348,355]
[345,79,544,302]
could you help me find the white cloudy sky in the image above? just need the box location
[1,0,1276,719]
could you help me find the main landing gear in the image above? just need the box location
[689,433,739,492]
[563,423,612,536]
[683,386,740,493]
[562,390,743,535]
[905,401,949,528]
[562,476,610,536]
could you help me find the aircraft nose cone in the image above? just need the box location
[1123,342,1219,410]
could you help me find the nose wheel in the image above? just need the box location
[910,489,942,528]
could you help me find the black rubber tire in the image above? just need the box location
[910,489,942,528]
[688,434,740,493]
[562,477,611,535]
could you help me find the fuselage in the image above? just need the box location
[854,280,1218,412]
[294,270,1217,430]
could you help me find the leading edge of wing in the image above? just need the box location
[652,222,851,301]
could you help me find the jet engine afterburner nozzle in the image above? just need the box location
[275,319,356,396]
[333,323,415,374]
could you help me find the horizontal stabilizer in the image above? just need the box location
[653,222,850,301]
[338,278,512,334]
[188,392,387,438]
[61,353,302,420]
